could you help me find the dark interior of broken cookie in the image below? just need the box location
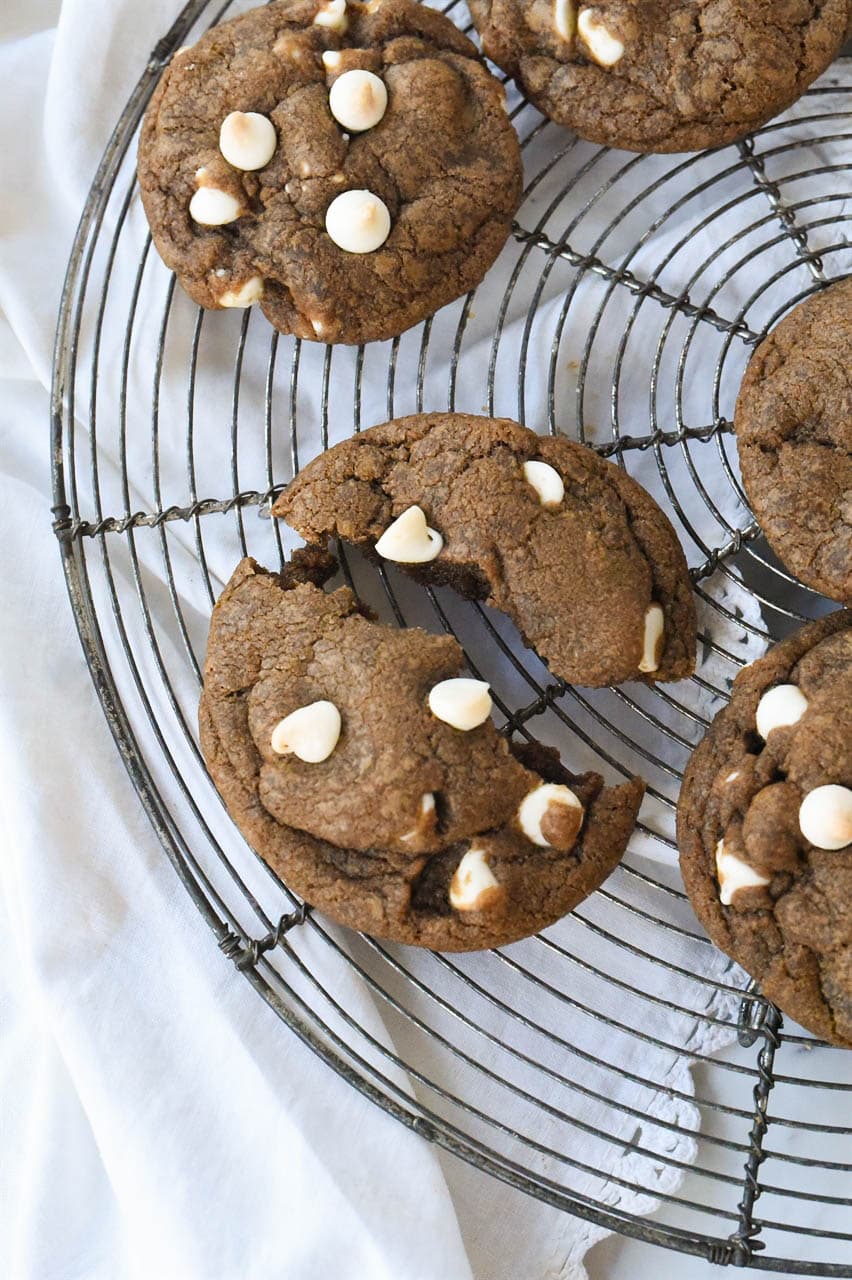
[200,551,644,950]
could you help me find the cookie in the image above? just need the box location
[200,552,644,949]
[272,413,696,686]
[137,0,522,345]
[467,0,849,153]
[735,278,852,604]
[678,611,852,1046]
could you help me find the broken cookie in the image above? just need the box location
[200,552,644,950]
[272,412,697,687]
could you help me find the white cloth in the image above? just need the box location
[1,4,847,1278]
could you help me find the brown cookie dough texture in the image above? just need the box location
[735,278,852,604]
[467,0,848,153]
[137,0,522,344]
[273,413,696,686]
[200,552,644,949]
[678,611,852,1046]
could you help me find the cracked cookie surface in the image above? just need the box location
[467,0,849,153]
[273,412,696,686]
[678,611,852,1046]
[137,0,521,344]
[735,277,852,604]
[200,552,644,949]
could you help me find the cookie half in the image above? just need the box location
[678,611,852,1046]
[200,552,644,950]
[137,0,522,344]
[272,413,696,686]
[735,278,852,604]
[468,0,849,153]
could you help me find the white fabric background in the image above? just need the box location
[0,3,848,1278]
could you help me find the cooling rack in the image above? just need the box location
[50,0,852,1271]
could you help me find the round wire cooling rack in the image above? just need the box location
[50,1,852,1272]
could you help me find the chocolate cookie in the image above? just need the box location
[272,413,696,686]
[678,611,852,1046]
[467,0,849,153]
[200,552,644,949]
[137,0,521,344]
[735,278,852,604]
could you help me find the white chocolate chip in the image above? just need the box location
[189,186,243,226]
[325,188,391,253]
[637,603,665,674]
[322,50,342,69]
[218,275,264,308]
[328,69,388,132]
[311,317,328,337]
[798,785,852,851]
[314,0,348,31]
[270,700,341,763]
[400,792,436,843]
[553,0,576,40]
[715,839,770,906]
[374,504,443,563]
[518,782,583,848]
[577,7,625,65]
[219,111,277,171]
[449,847,500,911]
[428,678,492,731]
[755,684,808,741]
[523,459,564,507]
[725,770,740,784]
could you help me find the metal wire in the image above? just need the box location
[50,1,852,1271]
